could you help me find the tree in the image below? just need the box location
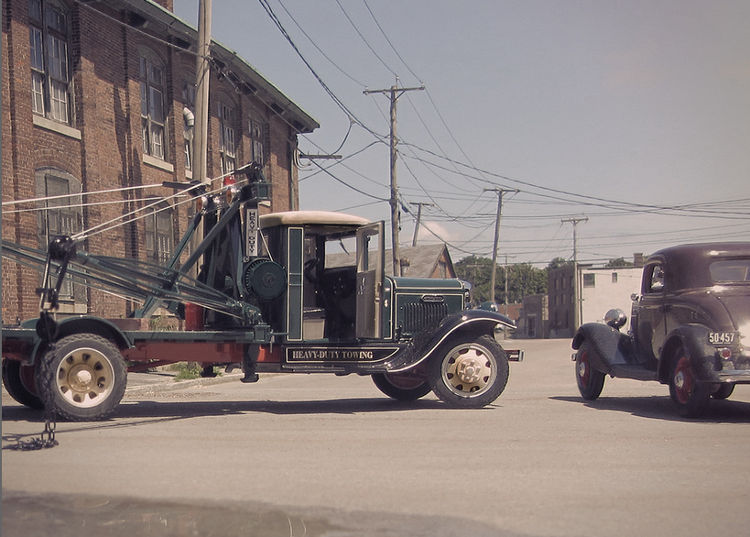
[547,257,572,269]
[455,256,547,305]
[605,257,634,268]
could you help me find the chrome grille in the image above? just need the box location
[402,301,448,333]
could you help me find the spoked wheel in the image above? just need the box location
[427,335,509,408]
[575,342,605,400]
[668,350,710,418]
[711,384,735,400]
[2,359,44,409]
[372,372,431,401]
[36,334,127,421]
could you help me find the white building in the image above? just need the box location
[580,267,642,329]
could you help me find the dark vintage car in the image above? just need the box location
[572,242,750,417]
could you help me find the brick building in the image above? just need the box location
[2,0,318,322]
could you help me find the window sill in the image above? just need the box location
[185,169,193,180]
[143,154,174,173]
[32,115,81,140]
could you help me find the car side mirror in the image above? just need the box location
[630,293,639,302]
[604,308,627,330]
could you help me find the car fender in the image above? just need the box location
[658,324,717,383]
[388,310,515,373]
[572,322,639,374]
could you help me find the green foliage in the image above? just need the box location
[547,257,572,269]
[169,362,221,381]
[605,257,634,268]
[455,256,548,305]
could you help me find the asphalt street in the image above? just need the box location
[3,338,750,537]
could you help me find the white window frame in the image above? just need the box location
[140,53,168,161]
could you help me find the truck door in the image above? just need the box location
[355,222,384,339]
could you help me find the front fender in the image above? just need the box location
[388,310,515,372]
[659,324,717,383]
[572,323,639,374]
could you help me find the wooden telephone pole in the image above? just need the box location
[561,216,588,329]
[363,84,424,276]
[484,188,518,304]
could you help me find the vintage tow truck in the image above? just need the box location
[572,242,750,417]
[2,164,522,420]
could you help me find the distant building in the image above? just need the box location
[2,0,318,321]
[518,294,548,339]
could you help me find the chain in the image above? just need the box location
[9,344,59,451]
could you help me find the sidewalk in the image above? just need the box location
[125,367,245,394]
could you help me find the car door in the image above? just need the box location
[634,261,667,367]
[355,221,384,339]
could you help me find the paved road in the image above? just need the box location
[4,338,750,537]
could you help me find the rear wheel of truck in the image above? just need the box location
[428,335,509,408]
[372,372,431,401]
[36,334,127,421]
[2,359,44,409]
[575,342,605,401]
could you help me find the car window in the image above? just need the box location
[647,264,665,293]
[710,259,750,283]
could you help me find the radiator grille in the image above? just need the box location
[402,301,448,333]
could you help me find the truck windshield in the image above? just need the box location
[710,259,750,283]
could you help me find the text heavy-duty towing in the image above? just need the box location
[2,163,523,420]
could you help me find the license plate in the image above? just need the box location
[708,332,736,345]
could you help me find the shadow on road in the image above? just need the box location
[551,395,750,423]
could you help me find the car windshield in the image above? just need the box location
[709,259,750,283]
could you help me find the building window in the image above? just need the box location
[219,102,236,175]
[36,170,82,301]
[140,54,167,160]
[249,117,268,165]
[583,273,595,288]
[144,203,174,264]
[29,0,72,124]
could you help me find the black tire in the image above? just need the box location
[427,335,509,408]
[372,372,431,401]
[36,333,127,421]
[668,347,710,418]
[2,359,44,409]
[711,383,735,400]
[575,342,605,401]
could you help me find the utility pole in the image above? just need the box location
[193,0,211,186]
[363,84,424,276]
[410,202,433,246]
[484,188,518,304]
[190,0,211,276]
[502,254,515,315]
[561,216,588,329]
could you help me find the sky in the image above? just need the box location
[174,0,750,267]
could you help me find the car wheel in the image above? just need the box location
[668,349,710,418]
[36,334,127,421]
[427,335,509,408]
[2,359,44,409]
[372,372,431,401]
[575,342,605,401]
[711,383,735,400]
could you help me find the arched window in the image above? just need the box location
[29,0,73,124]
[140,51,168,160]
[35,168,83,303]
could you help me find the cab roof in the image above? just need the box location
[259,211,370,229]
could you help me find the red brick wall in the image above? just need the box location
[2,0,303,322]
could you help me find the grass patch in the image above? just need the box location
[168,362,222,381]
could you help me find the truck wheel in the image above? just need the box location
[36,334,127,421]
[372,372,431,401]
[575,342,605,400]
[2,359,44,409]
[668,350,710,418]
[711,383,734,400]
[427,335,509,408]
